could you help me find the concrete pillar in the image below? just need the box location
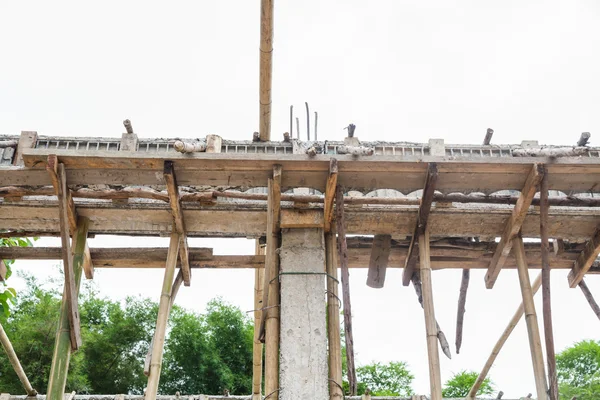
[279,228,328,400]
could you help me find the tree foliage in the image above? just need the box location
[441,370,494,398]
[0,237,34,317]
[557,340,600,400]
[356,361,414,396]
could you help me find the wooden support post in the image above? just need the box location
[259,0,274,141]
[578,279,600,321]
[568,228,600,287]
[514,236,548,400]
[145,233,180,400]
[164,161,191,286]
[0,321,37,395]
[367,234,391,288]
[323,159,338,232]
[260,166,282,400]
[326,230,343,400]
[402,164,438,286]
[486,164,543,288]
[540,170,558,400]
[47,217,89,400]
[455,268,470,354]
[336,185,357,395]
[467,272,543,400]
[419,229,442,400]
[252,240,265,400]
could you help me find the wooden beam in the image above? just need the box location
[280,209,323,229]
[403,163,438,286]
[485,164,543,288]
[419,228,442,400]
[323,158,338,232]
[47,155,77,234]
[82,244,94,279]
[252,240,265,400]
[336,185,357,395]
[578,279,600,321]
[455,268,470,354]
[366,234,391,288]
[568,228,600,287]
[540,169,558,400]
[513,236,548,400]
[146,233,180,400]
[326,230,343,400]
[164,160,191,286]
[467,272,543,400]
[55,162,81,350]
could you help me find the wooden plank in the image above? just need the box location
[46,155,77,234]
[83,244,94,279]
[419,229,442,400]
[540,170,558,400]
[336,185,357,395]
[568,228,600,287]
[280,208,323,228]
[485,164,543,288]
[323,158,338,232]
[366,234,391,288]
[402,163,438,286]
[466,272,543,400]
[164,161,191,286]
[513,236,548,400]
[55,162,81,351]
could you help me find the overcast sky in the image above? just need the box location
[2,0,600,398]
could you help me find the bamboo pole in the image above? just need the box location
[455,268,470,354]
[259,0,274,141]
[326,230,343,400]
[513,236,548,400]
[578,279,600,321]
[419,229,442,400]
[0,321,37,395]
[540,171,558,400]
[47,217,89,400]
[467,272,543,399]
[336,185,357,395]
[252,240,265,400]
[145,233,180,400]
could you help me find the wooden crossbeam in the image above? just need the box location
[568,228,600,287]
[164,161,191,286]
[402,163,438,286]
[485,164,543,288]
[51,161,82,351]
[366,234,391,288]
[323,158,338,232]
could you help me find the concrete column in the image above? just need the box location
[279,228,328,400]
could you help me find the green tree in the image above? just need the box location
[557,340,600,400]
[441,370,494,398]
[0,237,34,317]
[355,361,414,396]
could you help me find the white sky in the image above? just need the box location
[1,0,600,397]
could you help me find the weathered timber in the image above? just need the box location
[336,185,357,395]
[366,234,391,288]
[578,279,600,321]
[403,163,438,286]
[466,272,542,400]
[47,155,77,233]
[47,217,88,400]
[410,273,451,359]
[164,161,191,286]
[55,162,82,350]
[0,321,37,395]
[485,164,543,288]
[259,0,273,141]
[252,241,265,400]
[323,158,338,232]
[326,230,343,400]
[513,237,548,400]
[568,228,600,287]
[540,171,558,400]
[419,229,442,400]
[146,233,179,400]
[455,268,470,354]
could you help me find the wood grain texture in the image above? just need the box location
[568,228,600,287]
[323,158,338,232]
[366,234,391,288]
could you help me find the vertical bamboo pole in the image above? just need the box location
[47,217,89,400]
[326,230,343,399]
[467,272,543,400]
[419,229,442,400]
[0,321,37,395]
[264,172,281,400]
[145,233,180,400]
[259,0,274,141]
[513,236,548,400]
[540,171,558,400]
[253,240,265,400]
